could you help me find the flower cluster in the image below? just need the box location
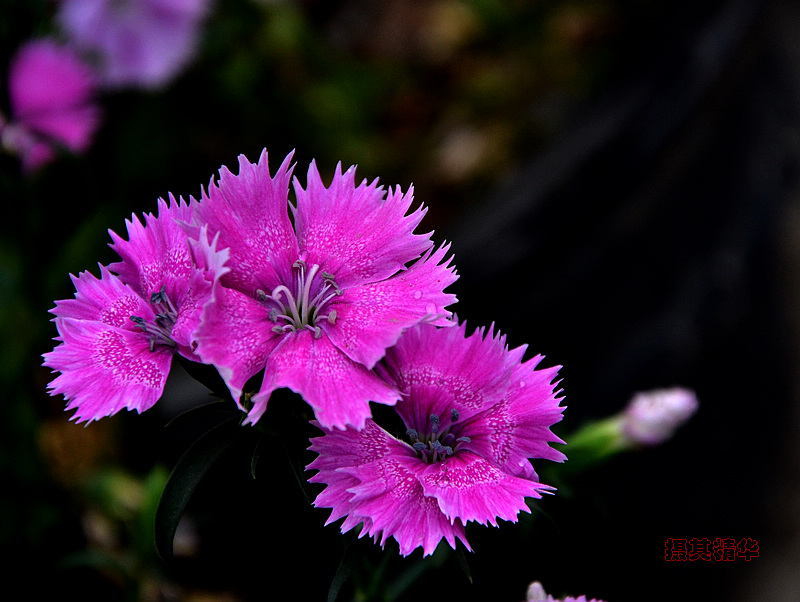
[44,148,566,558]
[44,150,458,430]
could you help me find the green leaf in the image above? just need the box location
[135,466,169,562]
[163,397,236,430]
[250,436,268,479]
[327,538,358,602]
[154,415,242,562]
[454,547,473,584]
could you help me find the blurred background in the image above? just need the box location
[1,0,798,599]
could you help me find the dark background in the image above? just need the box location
[1,0,798,600]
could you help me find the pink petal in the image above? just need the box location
[251,330,400,429]
[293,162,433,289]
[106,197,227,359]
[323,243,458,369]
[307,420,401,527]
[377,322,515,432]
[107,195,196,299]
[419,452,552,526]
[51,265,153,328]
[344,456,471,556]
[43,318,172,422]
[168,269,213,357]
[188,224,230,283]
[460,356,566,475]
[168,225,231,356]
[191,150,299,296]
[193,284,281,408]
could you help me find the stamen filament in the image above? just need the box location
[130,287,180,352]
[407,409,469,464]
[256,260,343,337]
[271,285,301,326]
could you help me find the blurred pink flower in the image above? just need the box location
[2,39,100,172]
[57,0,212,89]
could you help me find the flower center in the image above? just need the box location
[257,259,343,339]
[130,286,178,352]
[406,409,471,464]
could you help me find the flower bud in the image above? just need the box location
[621,387,698,446]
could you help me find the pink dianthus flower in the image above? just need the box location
[187,150,458,430]
[307,322,566,556]
[2,39,100,172]
[43,197,228,422]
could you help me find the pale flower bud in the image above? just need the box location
[621,387,698,446]
[526,581,548,601]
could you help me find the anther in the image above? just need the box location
[431,440,454,457]
[430,414,440,434]
[451,409,459,422]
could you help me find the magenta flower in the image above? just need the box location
[57,0,211,90]
[307,322,566,556]
[42,197,228,423]
[2,39,100,172]
[188,150,458,430]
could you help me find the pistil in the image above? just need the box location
[407,409,471,463]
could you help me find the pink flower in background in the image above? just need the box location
[621,386,698,445]
[43,197,228,423]
[2,39,100,172]
[57,0,212,89]
[188,150,458,430]
[308,322,565,556]
[525,581,606,602]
